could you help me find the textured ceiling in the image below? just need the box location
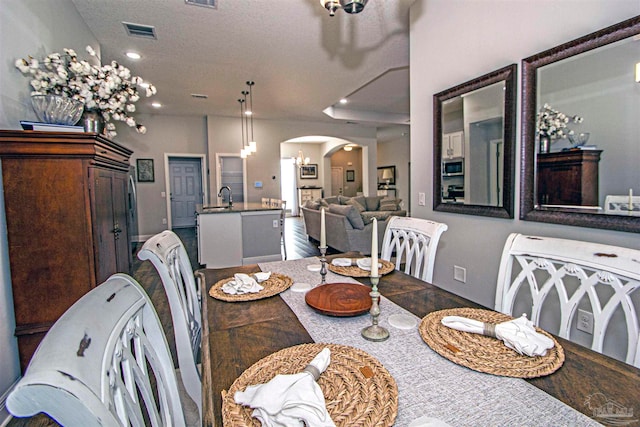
[70,0,413,128]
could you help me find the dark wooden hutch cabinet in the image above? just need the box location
[536,149,602,207]
[0,130,132,371]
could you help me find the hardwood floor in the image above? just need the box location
[6,216,320,426]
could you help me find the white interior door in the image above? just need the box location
[169,157,203,228]
[331,167,343,196]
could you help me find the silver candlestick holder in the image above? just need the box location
[319,246,328,285]
[361,275,389,341]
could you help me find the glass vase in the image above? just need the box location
[539,136,550,153]
[31,94,84,125]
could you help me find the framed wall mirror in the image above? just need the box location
[377,165,395,188]
[521,15,640,233]
[433,64,517,218]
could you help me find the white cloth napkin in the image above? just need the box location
[254,271,271,282]
[234,348,336,427]
[331,258,354,267]
[441,314,555,357]
[356,258,382,271]
[221,273,264,295]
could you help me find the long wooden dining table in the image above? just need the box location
[198,256,640,427]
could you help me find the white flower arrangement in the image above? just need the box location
[15,46,156,138]
[536,103,583,141]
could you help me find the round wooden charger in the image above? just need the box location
[419,307,564,378]
[208,273,293,302]
[328,259,395,277]
[222,343,398,427]
[305,283,372,316]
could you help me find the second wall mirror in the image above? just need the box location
[433,64,517,218]
[521,15,640,233]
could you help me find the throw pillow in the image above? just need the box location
[304,200,320,210]
[361,211,393,224]
[338,195,351,205]
[328,203,365,230]
[380,198,402,211]
[347,197,366,213]
[365,196,384,211]
[319,199,329,207]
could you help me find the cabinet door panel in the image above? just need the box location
[91,168,118,283]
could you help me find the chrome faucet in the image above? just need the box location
[218,186,233,207]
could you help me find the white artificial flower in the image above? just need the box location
[137,125,146,134]
[126,117,136,127]
[126,104,136,112]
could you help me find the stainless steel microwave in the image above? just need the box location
[443,159,464,176]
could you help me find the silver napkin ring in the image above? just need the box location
[302,364,321,381]
[483,322,497,338]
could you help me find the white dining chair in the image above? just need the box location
[495,233,640,368]
[137,230,202,418]
[380,216,448,283]
[7,274,188,426]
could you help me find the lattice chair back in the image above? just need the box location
[138,230,202,416]
[495,233,640,367]
[7,274,187,426]
[380,216,448,283]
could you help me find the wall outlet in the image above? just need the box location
[162,218,167,225]
[273,219,279,228]
[454,265,466,283]
[418,192,426,206]
[577,309,594,334]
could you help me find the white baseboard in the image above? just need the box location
[0,377,20,427]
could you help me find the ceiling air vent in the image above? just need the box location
[191,94,209,99]
[185,0,217,9]
[123,22,157,39]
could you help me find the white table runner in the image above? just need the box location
[259,257,601,427]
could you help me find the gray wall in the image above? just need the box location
[0,1,99,422]
[410,0,640,312]
[377,132,410,211]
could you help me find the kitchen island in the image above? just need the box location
[196,203,283,268]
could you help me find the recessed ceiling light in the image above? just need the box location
[126,51,141,60]
[339,98,348,104]
[152,102,162,108]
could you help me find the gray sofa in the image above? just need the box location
[301,195,406,255]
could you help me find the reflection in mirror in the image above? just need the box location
[433,64,517,218]
[521,15,640,233]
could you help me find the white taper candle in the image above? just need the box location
[371,217,378,277]
[320,208,326,248]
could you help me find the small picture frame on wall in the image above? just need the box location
[137,158,155,182]
[300,164,318,179]
[346,170,355,182]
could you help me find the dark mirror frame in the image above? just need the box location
[521,15,640,233]
[433,64,517,218]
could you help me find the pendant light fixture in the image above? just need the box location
[241,90,252,155]
[246,81,257,153]
[238,98,248,159]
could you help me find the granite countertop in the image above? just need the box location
[197,202,281,214]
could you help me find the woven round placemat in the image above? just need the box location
[419,308,564,378]
[208,273,293,302]
[328,259,395,277]
[222,343,398,426]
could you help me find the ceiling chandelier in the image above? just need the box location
[238,81,258,159]
[295,149,310,166]
[321,0,368,16]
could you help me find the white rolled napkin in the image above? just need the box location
[234,348,336,427]
[254,272,271,283]
[356,258,382,271]
[331,258,353,267]
[441,314,555,357]
[221,273,264,295]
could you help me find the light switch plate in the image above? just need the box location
[418,192,426,206]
